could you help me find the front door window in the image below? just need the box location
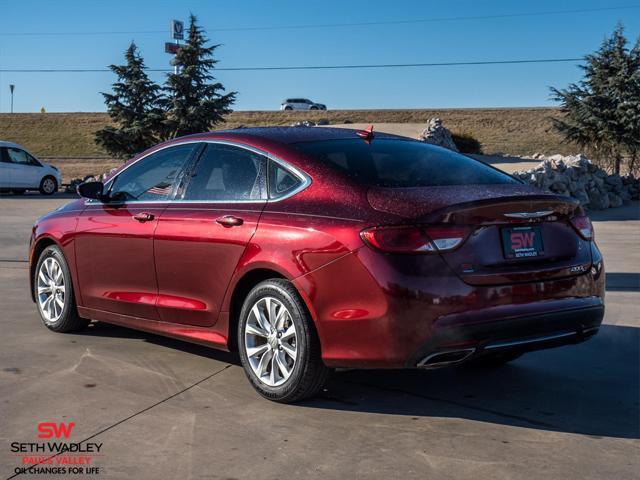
[108,143,198,202]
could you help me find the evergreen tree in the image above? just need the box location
[551,25,640,174]
[163,14,236,138]
[95,43,165,159]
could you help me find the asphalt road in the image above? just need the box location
[1,193,639,480]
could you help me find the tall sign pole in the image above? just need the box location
[9,84,15,114]
[169,20,184,75]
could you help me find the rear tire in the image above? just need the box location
[34,245,89,333]
[238,279,329,403]
[39,176,58,195]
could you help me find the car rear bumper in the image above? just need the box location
[295,245,605,368]
[408,301,604,368]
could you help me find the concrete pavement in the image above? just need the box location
[1,194,638,479]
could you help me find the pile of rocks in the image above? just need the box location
[512,154,640,209]
[291,120,316,127]
[65,169,118,194]
[291,119,330,127]
[64,177,86,193]
[420,117,459,152]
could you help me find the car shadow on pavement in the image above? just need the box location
[588,202,640,221]
[606,272,640,292]
[309,324,640,440]
[76,321,639,440]
[76,320,241,366]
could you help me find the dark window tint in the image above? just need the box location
[184,144,266,201]
[109,144,196,201]
[293,139,518,187]
[269,161,303,199]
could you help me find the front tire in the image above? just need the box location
[39,176,58,195]
[238,279,329,403]
[34,245,89,332]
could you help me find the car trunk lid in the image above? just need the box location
[367,185,592,285]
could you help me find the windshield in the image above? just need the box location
[293,138,518,187]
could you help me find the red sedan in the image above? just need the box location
[29,127,605,402]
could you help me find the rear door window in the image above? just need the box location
[183,144,267,201]
[293,139,518,187]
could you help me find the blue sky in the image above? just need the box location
[0,0,638,112]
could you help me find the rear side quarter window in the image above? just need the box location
[268,161,304,200]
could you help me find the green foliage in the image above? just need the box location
[95,15,237,157]
[95,43,164,159]
[452,133,483,154]
[162,14,236,138]
[551,25,640,174]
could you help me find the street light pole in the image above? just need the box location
[9,84,15,114]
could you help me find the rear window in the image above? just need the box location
[293,139,518,187]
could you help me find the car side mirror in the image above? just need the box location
[77,181,107,201]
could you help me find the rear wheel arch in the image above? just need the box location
[226,267,321,353]
[228,268,287,352]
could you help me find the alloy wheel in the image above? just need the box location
[37,257,66,323]
[42,178,56,194]
[244,297,297,387]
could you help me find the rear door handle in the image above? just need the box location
[133,212,155,222]
[215,215,244,227]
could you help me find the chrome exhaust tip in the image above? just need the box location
[417,348,476,369]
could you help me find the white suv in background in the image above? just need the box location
[0,141,61,195]
[280,98,327,111]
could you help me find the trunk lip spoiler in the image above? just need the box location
[367,186,581,221]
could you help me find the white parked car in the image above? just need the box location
[0,141,61,195]
[280,98,327,111]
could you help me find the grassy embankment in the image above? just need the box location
[0,108,570,181]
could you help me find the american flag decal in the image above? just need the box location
[146,184,172,196]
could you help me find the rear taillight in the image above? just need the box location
[361,225,469,254]
[570,215,594,240]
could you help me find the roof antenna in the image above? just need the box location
[356,124,375,143]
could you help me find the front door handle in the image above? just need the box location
[216,215,244,227]
[133,212,155,222]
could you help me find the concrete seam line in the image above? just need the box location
[5,364,232,479]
